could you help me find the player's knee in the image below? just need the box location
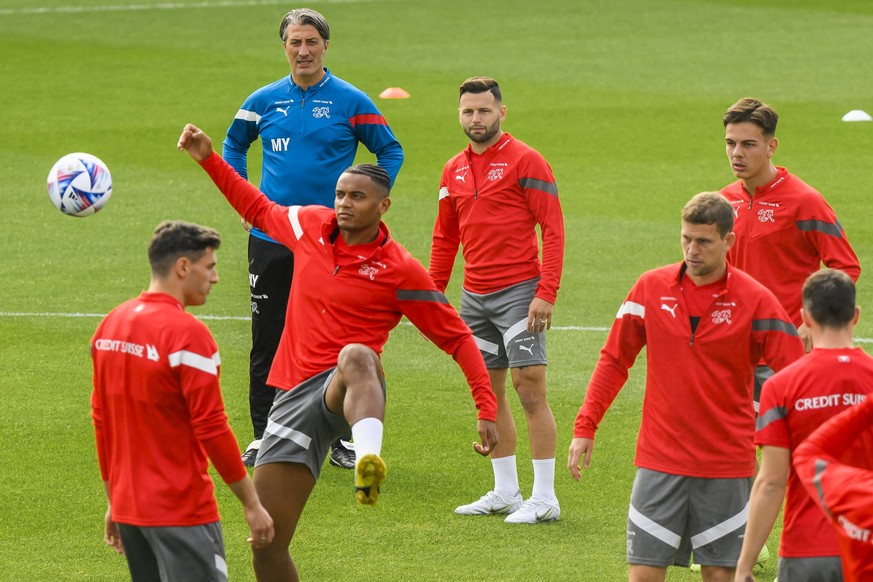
[252,543,288,569]
[513,374,549,412]
[337,344,381,376]
[517,389,548,413]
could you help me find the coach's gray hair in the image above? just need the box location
[279,8,330,42]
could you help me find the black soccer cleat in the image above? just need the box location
[328,438,356,470]
[241,439,261,468]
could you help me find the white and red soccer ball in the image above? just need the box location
[46,153,113,217]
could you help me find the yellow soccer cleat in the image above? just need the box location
[355,454,386,506]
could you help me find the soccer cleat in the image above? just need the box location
[355,454,386,506]
[328,438,356,470]
[454,490,523,516]
[503,496,560,524]
[241,439,261,467]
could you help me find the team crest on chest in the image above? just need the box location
[359,264,379,280]
[312,106,330,119]
[711,309,733,325]
[487,168,504,181]
[757,209,775,223]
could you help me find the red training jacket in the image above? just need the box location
[794,396,873,582]
[199,153,497,422]
[722,167,860,325]
[574,262,804,478]
[91,292,246,526]
[756,348,873,558]
[429,133,564,304]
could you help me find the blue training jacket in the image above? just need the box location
[223,68,404,243]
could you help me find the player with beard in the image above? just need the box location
[430,76,565,524]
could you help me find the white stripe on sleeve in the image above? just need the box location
[168,350,220,376]
[439,186,450,200]
[288,206,304,240]
[234,108,261,123]
[616,301,645,319]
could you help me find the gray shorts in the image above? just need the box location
[118,521,226,582]
[460,278,546,369]
[778,556,843,581]
[626,468,752,568]
[256,368,384,480]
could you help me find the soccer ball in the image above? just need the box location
[46,153,113,217]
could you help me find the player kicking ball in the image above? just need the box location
[178,124,498,582]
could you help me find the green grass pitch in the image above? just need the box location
[2,0,873,580]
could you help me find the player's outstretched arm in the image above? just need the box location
[473,419,498,457]
[567,437,595,481]
[177,123,214,162]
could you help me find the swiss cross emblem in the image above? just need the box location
[359,264,378,280]
[487,168,504,181]
[711,309,733,325]
[757,209,775,223]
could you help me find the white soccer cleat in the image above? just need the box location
[454,490,523,515]
[503,496,560,524]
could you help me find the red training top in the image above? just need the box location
[757,347,873,558]
[574,262,804,478]
[794,395,873,582]
[199,153,497,422]
[91,292,246,526]
[722,167,860,325]
[429,133,565,304]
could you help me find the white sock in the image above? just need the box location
[491,455,519,497]
[350,418,383,468]
[531,458,557,502]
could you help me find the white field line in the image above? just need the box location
[4,311,873,344]
[0,0,388,16]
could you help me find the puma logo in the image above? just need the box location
[455,172,467,183]
[276,106,289,116]
[661,303,678,318]
[519,344,534,355]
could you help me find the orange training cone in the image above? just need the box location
[379,87,410,99]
